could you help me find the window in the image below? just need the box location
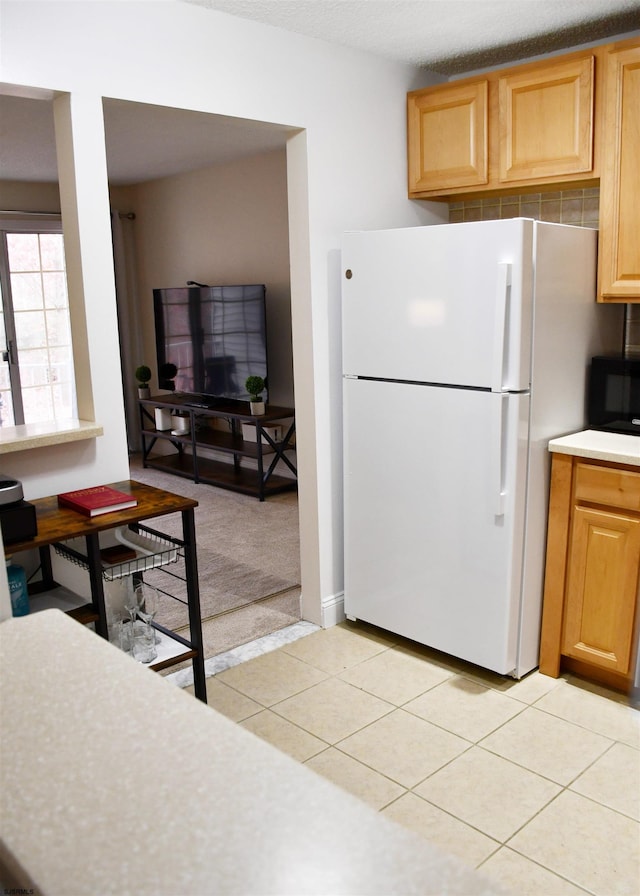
[0,217,77,427]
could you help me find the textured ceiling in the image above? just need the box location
[186,0,640,74]
[1,0,639,185]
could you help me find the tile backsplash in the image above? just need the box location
[449,188,639,354]
[624,306,640,355]
[449,188,599,228]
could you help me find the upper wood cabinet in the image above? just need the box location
[498,57,594,183]
[407,80,488,192]
[408,48,601,199]
[597,39,640,302]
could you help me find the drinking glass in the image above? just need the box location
[132,619,157,663]
[132,582,158,663]
[135,582,157,624]
[120,580,141,653]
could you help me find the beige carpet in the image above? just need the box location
[127,454,301,660]
[144,548,298,631]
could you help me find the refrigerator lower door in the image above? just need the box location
[343,377,531,676]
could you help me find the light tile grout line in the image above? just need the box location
[248,649,640,831]
[180,622,639,852]
[187,623,639,892]
[477,845,594,895]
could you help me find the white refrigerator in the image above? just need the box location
[342,218,622,678]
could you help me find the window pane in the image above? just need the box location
[6,234,40,271]
[22,384,54,424]
[40,233,65,271]
[46,308,72,346]
[15,310,46,349]
[17,348,49,387]
[0,392,15,427]
[10,272,44,311]
[43,272,68,309]
[52,382,74,417]
[50,346,73,385]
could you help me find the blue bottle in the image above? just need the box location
[6,558,29,617]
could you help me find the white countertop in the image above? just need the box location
[0,611,499,896]
[548,429,640,467]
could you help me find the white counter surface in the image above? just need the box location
[548,429,640,466]
[0,611,499,896]
[0,418,103,454]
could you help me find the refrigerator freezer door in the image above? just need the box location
[343,377,531,675]
[342,219,534,392]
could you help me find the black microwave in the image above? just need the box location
[588,355,640,436]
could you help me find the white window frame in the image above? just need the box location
[0,215,77,428]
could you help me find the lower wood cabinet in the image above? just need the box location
[540,453,640,690]
[563,505,640,673]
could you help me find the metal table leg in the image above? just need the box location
[181,507,207,702]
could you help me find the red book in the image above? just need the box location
[57,485,138,517]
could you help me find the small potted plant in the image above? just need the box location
[135,365,152,398]
[159,362,178,391]
[245,375,266,415]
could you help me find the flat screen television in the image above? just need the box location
[153,284,268,406]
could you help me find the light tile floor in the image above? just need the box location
[188,621,640,896]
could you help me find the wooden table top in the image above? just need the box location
[6,480,198,554]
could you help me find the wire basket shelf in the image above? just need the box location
[53,527,180,581]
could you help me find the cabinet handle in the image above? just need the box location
[492,263,512,393]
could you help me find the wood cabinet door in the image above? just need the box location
[562,505,640,674]
[598,40,640,302]
[498,56,594,183]
[407,80,488,194]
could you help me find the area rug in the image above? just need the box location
[143,546,299,632]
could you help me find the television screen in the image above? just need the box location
[153,284,268,404]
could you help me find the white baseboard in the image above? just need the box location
[321,590,345,628]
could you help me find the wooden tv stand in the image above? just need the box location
[139,395,297,501]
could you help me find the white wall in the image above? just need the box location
[0,0,446,625]
[0,180,61,213]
